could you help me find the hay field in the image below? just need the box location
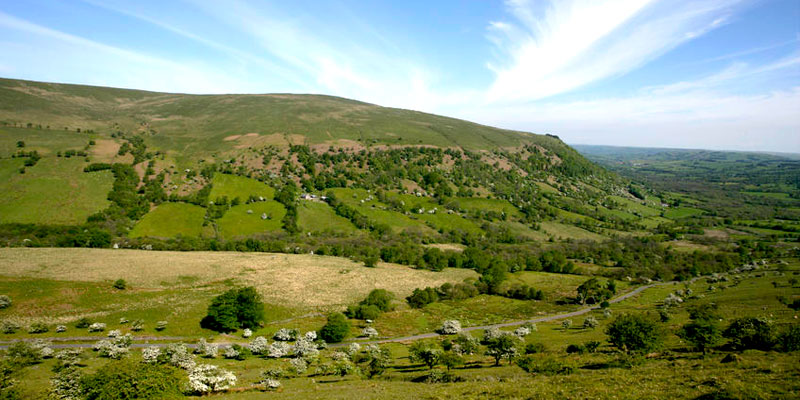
[0,248,476,308]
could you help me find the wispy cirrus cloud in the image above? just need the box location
[484,0,748,103]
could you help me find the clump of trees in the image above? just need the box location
[605,313,664,354]
[319,313,350,343]
[345,289,395,320]
[200,287,265,333]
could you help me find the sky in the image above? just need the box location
[0,0,798,152]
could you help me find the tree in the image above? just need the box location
[112,279,127,290]
[319,313,350,343]
[679,319,721,355]
[485,335,519,366]
[409,342,441,369]
[439,351,464,371]
[723,317,775,350]
[201,287,265,333]
[576,278,615,305]
[605,314,664,354]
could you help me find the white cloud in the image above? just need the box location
[485,0,747,103]
[457,56,800,152]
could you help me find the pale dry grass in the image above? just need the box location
[0,248,476,309]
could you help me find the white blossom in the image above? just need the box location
[361,327,379,338]
[242,328,253,338]
[248,336,269,355]
[107,329,121,338]
[289,357,308,375]
[292,338,319,359]
[514,326,531,337]
[88,322,106,332]
[346,343,361,357]
[262,378,281,391]
[331,351,349,361]
[188,364,237,393]
[267,341,290,358]
[195,338,218,358]
[142,346,160,363]
[440,320,461,335]
[164,343,196,369]
[223,346,240,360]
[56,325,67,333]
[273,328,298,341]
[303,331,317,341]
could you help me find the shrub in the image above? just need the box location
[273,328,298,341]
[155,321,168,331]
[80,360,184,399]
[289,357,309,375]
[50,366,82,400]
[56,325,67,333]
[583,316,599,329]
[195,339,219,358]
[292,338,319,359]
[679,319,722,355]
[188,364,237,394]
[345,304,381,320]
[267,342,290,358]
[0,295,11,309]
[1,321,20,334]
[93,334,132,359]
[112,279,127,290]
[562,319,573,330]
[406,287,438,308]
[777,324,800,352]
[88,322,106,332]
[131,320,144,331]
[142,347,160,364]
[247,336,269,355]
[27,322,49,334]
[362,327,379,338]
[160,343,196,370]
[7,341,49,366]
[319,313,350,343]
[223,346,242,360]
[605,314,664,354]
[525,342,546,354]
[516,356,575,375]
[566,343,586,354]
[451,333,480,355]
[364,344,391,378]
[242,328,253,338]
[360,289,394,312]
[75,318,90,329]
[439,320,462,335]
[723,317,775,351]
[201,287,265,333]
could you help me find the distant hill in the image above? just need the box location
[0,77,548,152]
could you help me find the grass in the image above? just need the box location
[209,174,275,202]
[540,221,606,241]
[454,197,523,219]
[664,207,704,219]
[128,202,206,238]
[608,195,661,218]
[296,201,359,235]
[328,188,435,235]
[0,248,477,311]
[5,261,798,399]
[215,201,286,238]
[0,157,113,224]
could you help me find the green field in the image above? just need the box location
[0,157,113,224]
[663,206,704,219]
[296,201,359,235]
[129,202,206,238]
[215,201,286,238]
[209,174,275,202]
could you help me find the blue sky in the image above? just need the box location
[0,0,798,152]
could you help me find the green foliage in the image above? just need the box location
[112,279,127,290]
[679,319,722,355]
[6,341,43,367]
[723,317,776,351]
[605,314,664,354]
[777,324,800,352]
[525,342,546,354]
[406,287,439,308]
[0,360,21,400]
[516,356,575,375]
[576,277,616,305]
[485,334,520,366]
[80,360,184,400]
[346,289,394,320]
[439,351,464,371]
[200,287,265,333]
[319,313,350,343]
[409,342,442,369]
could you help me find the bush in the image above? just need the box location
[6,341,44,367]
[112,279,127,290]
[406,287,438,308]
[679,319,722,355]
[777,324,800,352]
[485,334,520,366]
[0,295,11,309]
[81,360,184,399]
[319,313,350,343]
[75,318,90,329]
[273,328,299,341]
[409,342,442,369]
[451,334,479,355]
[155,321,168,331]
[201,287,265,333]
[605,314,664,354]
[1,321,20,334]
[516,356,574,375]
[345,304,381,320]
[88,323,106,332]
[566,343,585,354]
[723,317,775,350]
[27,322,49,334]
[362,327,379,338]
[439,320,461,335]
[188,364,237,394]
[525,342,546,354]
[583,316,599,329]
